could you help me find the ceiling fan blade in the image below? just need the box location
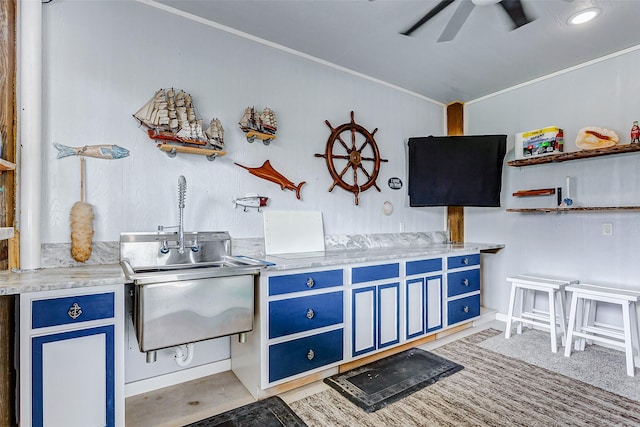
[498,0,534,29]
[437,0,475,42]
[401,0,456,36]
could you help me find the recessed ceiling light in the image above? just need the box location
[569,8,600,25]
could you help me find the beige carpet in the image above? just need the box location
[290,329,640,426]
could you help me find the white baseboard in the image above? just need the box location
[474,307,498,326]
[125,359,231,397]
[495,312,508,322]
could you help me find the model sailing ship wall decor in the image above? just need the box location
[133,88,227,161]
[239,106,277,145]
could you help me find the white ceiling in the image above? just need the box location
[154,0,640,104]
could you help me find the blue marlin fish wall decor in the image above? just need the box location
[54,143,130,160]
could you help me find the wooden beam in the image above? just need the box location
[446,102,464,243]
[446,102,464,137]
[0,1,16,424]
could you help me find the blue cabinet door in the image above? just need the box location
[31,325,115,427]
[352,282,400,356]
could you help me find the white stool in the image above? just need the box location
[505,274,578,353]
[564,283,640,377]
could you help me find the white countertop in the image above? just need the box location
[0,242,503,295]
[0,264,124,295]
[261,242,503,271]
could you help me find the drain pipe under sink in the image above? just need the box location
[174,343,195,367]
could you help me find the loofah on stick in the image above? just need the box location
[70,201,94,262]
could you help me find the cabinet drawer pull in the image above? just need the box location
[306,309,315,319]
[307,349,315,360]
[463,257,469,265]
[463,306,469,313]
[67,302,83,320]
[306,278,315,288]
[463,278,469,286]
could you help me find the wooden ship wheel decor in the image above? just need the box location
[315,111,388,205]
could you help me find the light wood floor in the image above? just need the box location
[125,319,504,426]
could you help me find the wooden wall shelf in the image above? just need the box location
[512,188,556,197]
[0,159,15,171]
[507,144,640,167]
[507,206,640,213]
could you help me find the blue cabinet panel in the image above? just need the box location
[352,286,376,356]
[31,325,115,427]
[447,294,481,325]
[406,278,425,339]
[425,274,443,333]
[447,268,480,297]
[377,282,400,349]
[352,263,399,284]
[447,254,480,269]
[269,269,343,295]
[32,293,115,329]
[406,258,442,276]
[269,329,343,382]
[269,291,343,339]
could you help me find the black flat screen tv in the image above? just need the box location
[408,135,507,207]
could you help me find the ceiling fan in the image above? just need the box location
[401,0,534,42]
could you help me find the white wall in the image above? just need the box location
[40,1,445,382]
[466,47,640,325]
[41,0,445,246]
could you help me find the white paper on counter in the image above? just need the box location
[263,211,325,255]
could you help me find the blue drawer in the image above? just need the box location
[352,263,399,284]
[269,291,343,339]
[447,253,480,269]
[406,258,442,276]
[269,329,343,383]
[32,292,115,329]
[447,294,480,325]
[447,268,480,297]
[269,269,343,296]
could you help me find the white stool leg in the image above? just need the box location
[505,283,517,339]
[574,297,585,351]
[565,292,579,358]
[548,289,558,353]
[517,287,525,335]
[557,289,568,347]
[584,299,597,348]
[523,289,534,331]
[622,302,635,376]
[630,302,640,367]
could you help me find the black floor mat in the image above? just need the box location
[184,396,307,427]
[324,347,463,412]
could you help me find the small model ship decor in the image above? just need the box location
[239,106,277,145]
[133,88,226,161]
[235,160,305,200]
[315,111,388,205]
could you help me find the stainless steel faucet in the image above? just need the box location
[178,175,187,254]
[157,176,198,255]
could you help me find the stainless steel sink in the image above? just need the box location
[120,231,264,356]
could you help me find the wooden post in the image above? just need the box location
[0,0,16,425]
[447,102,464,243]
